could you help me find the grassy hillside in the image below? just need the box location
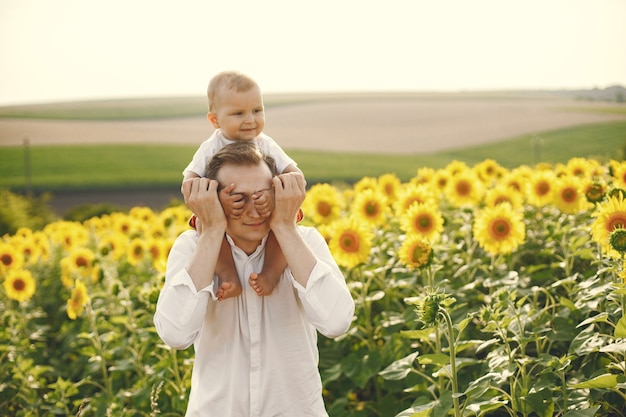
[1,120,625,193]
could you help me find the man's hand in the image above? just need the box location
[182,178,227,233]
[270,173,306,231]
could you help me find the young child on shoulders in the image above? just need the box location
[182,70,303,300]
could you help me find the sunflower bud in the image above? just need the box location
[414,291,453,325]
[585,182,605,204]
[609,228,626,254]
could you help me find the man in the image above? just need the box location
[154,141,355,416]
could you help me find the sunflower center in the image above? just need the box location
[489,218,511,240]
[415,215,433,232]
[535,181,551,196]
[12,278,26,292]
[456,180,471,196]
[339,231,360,253]
[606,213,626,232]
[317,201,332,217]
[561,188,577,203]
[365,202,380,217]
[1,254,13,266]
[75,256,89,268]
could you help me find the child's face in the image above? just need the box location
[208,86,265,141]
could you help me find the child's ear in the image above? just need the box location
[207,112,219,128]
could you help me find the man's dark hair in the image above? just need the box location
[205,141,277,180]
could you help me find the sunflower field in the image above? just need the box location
[3,157,626,416]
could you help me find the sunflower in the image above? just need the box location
[67,247,95,274]
[378,173,402,203]
[67,280,90,320]
[127,238,147,266]
[584,181,606,204]
[398,234,433,270]
[328,217,373,268]
[302,183,344,225]
[412,167,436,185]
[147,238,168,272]
[484,185,524,210]
[46,221,89,252]
[0,241,25,273]
[351,188,390,227]
[129,206,156,223]
[472,203,526,256]
[159,205,192,233]
[445,170,485,208]
[444,160,470,176]
[566,157,596,179]
[431,169,451,194]
[611,161,626,189]
[400,202,444,242]
[97,232,127,260]
[112,213,137,237]
[501,166,532,193]
[10,236,42,265]
[525,170,556,207]
[3,269,36,302]
[353,176,378,194]
[393,183,438,216]
[553,175,591,214]
[473,159,505,185]
[591,195,626,257]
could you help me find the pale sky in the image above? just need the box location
[1,0,625,105]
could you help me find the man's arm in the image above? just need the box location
[153,178,227,349]
[270,173,354,337]
[269,173,315,287]
[183,177,227,291]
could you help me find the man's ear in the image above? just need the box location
[207,112,219,128]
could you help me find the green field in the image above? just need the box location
[1,120,626,193]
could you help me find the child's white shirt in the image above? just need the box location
[183,130,297,177]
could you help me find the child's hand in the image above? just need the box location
[219,183,246,219]
[253,188,275,218]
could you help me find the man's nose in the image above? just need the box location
[244,200,261,217]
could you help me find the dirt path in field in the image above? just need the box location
[1,95,624,214]
[1,97,624,153]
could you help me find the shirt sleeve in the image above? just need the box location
[289,228,355,339]
[182,132,221,177]
[257,133,297,174]
[153,230,217,350]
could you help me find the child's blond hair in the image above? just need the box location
[207,71,259,112]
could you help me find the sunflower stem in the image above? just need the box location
[440,307,460,417]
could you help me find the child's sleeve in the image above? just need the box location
[183,140,214,177]
[259,134,297,174]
